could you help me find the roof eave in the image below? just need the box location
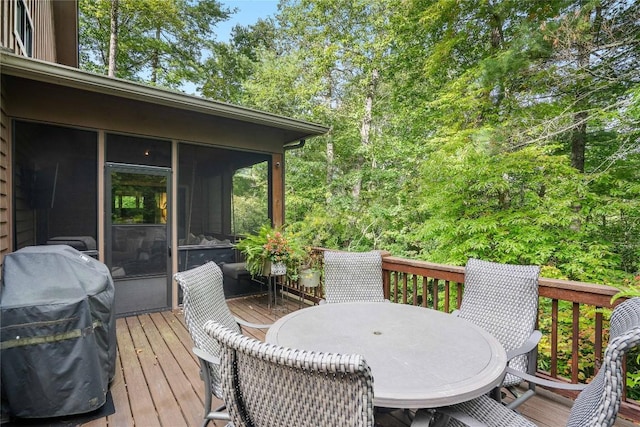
[0,52,329,138]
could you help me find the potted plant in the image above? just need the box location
[235,224,296,277]
[298,247,323,288]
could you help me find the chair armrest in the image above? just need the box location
[506,330,542,360]
[192,346,220,366]
[504,367,587,391]
[233,315,272,329]
[207,412,232,421]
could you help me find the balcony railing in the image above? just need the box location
[288,251,639,422]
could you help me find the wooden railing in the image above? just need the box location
[288,252,639,421]
[380,255,639,422]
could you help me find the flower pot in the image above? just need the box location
[264,260,287,276]
[261,261,271,276]
[299,268,321,288]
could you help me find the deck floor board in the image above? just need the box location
[150,312,204,401]
[103,349,133,427]
[59,293,635,427]
[115,316,160,426]
[126,316,186,426]
[141,313,203,426]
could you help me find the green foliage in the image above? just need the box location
[611,276,640,303]
[234,224,303,280]
[201,18,277,102]
[232,163,269,235]
[80,0,231,89]
[234,224,275,277]
[403,143,627,282]
[628,348,640,400]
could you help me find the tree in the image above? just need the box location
[384,0,640,281]
[80,0,231,89]
[200,18,278,103]
[273,0,396,202]
[523,1,640,173]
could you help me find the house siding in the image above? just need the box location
[29,0,57,62]
[0,0,10,49]
[0,0,15,52]
[0,0,59,270]
[0,76,11,268]
[1,0,57,62]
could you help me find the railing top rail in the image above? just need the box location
[380,254,620,307]
[382,256,465,274]
[538,277,618,296]
[537,277,619,308]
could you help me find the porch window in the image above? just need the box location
[15,0,33,57]
[13,121,98,251]
[232,161,269,235]
[177,143,270,245]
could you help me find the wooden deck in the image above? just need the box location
[78,293,635,427]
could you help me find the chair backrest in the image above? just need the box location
[459,258,540,385]
[203,321,376,427]
[174,262,241,397]
[566,297,640,427]
[323,251,385,303]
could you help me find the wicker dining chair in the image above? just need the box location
[456,258,541,409]
[174,261,272,427]
[322,250,386,304]
[203,320,376,427]
[429,297,640,427]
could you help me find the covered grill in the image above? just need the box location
[0,245,116,418]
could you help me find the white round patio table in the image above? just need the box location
[266,301,507,409]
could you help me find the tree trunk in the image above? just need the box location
[353,68,379,200]
[490,12,504,50]
[151,27,160,84]
[571,111,587,172]
[326,138,334,203]
[107,0,119,77]
[488,10,505,108]
[571,40,590,173]
[571,5,602,173]
[324,74,335,204]
[360,69,378,151]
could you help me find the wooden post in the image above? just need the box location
[272,153,284,227]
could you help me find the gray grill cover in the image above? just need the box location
[0,245,116,418]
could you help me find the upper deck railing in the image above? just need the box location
[289,251,639,422]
